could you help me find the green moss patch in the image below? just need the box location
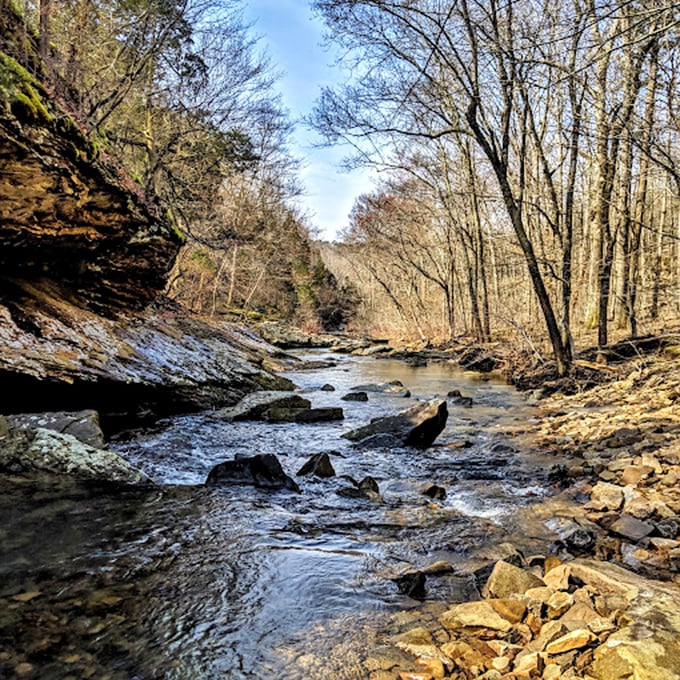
[0,51,51,121]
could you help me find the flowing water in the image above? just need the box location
[0,352,565,679]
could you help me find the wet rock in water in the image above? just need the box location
[214,391,311,421]
[262,407,344,423]
[0,425,151,484]
[342,400,448,448]
[422,483,446,500]
[415,561,454,577]
[447,389,473,407]
[392,571,427,599]
[349,380,411,397]
[320,383,335,391]
[341,391,369,402]
[352,433,403,449]
[490,442,515,454]
[442,439,473,450]
[297,453,336,478]
[359,476,380,494]
[205,453,300,492]
[337,475,381,501]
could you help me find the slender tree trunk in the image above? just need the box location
[650,187,668,318]
[616,131,634,331]
[39,0,51,66]
[210,251,231,317]
[226,243,239,309]
[496,167,570,374]
[627,49,659,333]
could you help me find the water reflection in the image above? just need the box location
[0,353,558,679]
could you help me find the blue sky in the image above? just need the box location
[243,0,375,242]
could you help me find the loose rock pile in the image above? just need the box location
[364,551,680,679]
[533,354,680,581]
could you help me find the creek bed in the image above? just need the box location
[0,352,566,679]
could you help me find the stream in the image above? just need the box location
[0,352,568,679]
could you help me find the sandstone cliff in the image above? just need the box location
[0,2,294,433]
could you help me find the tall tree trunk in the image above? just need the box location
[39,0,51,66]
[616,131,634,331]
[650,187,668,319]
[627,48,659,334]
[589,2,646,355]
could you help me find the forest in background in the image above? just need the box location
[312,0,680,375]
[8,0,680,376]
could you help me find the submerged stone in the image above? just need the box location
[392,571,427,599]
[337,475,381,501]
[205,453,300,492]
[350,380,411,397]
[342,399,448,448]
[341,391,368,402]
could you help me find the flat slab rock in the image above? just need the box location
[213,391,312,421]
[342,399,448,448]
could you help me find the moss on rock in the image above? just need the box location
[0,52,50,122]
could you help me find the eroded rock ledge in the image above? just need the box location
[0,2,182,311]
[0,284,295,432]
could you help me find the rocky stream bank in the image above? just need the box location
[316,340,680,680]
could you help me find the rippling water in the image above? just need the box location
[0,352,561,679]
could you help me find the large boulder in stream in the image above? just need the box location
[206,453,300,492]
[343,399,448,448]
